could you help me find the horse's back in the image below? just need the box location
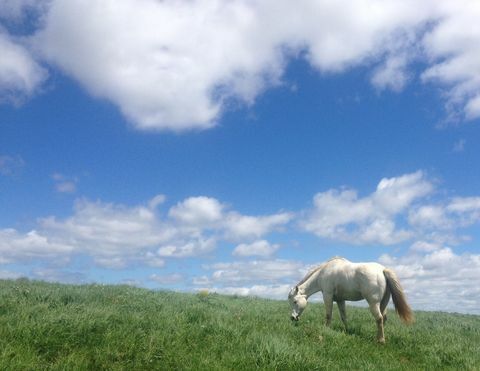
[324,257,385,277]
[322,258,387,301]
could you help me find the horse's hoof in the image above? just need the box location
[378,338,386,345]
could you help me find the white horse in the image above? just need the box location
[288,257,414,343]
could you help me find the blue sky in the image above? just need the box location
[1,0,480,313]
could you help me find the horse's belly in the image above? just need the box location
[340,292,363,301]
[333,286,363,301]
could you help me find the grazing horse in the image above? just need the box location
[288,257,414,343]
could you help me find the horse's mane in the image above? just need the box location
[297,256,347,286]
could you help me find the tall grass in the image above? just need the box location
[1,279,479,370]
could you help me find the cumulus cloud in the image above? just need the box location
[30,0,434,131]
[0,228,74,265]
[40,198,174,255]
[168,196,292,240]
[379,244,480,314]
[0,195,290,268]
[302,172,480,247]
[408,196,480,234]
[232,240,280,257]
[33,0,287,131]
[224,212,292,240]
[2,174,480,313]
[0,0,478,130]
[168,196,224,228]
[302,171,433,245]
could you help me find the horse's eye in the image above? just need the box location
[293,300,297,304]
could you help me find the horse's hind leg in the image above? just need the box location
[337,300,348,330]
[380,290,391,324]
[368,302,385,344]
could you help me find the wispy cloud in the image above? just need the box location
[0,31,46,104]
[52,173,78,194]
[0,155,25,176]
[149,273,184,285]
[201,259,305,286]
[452,139,466,152]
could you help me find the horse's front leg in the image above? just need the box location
[337,300,348,330]
[323,294,333,326]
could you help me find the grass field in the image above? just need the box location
[0,279,479,370]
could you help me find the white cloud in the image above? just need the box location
[168,196,224,228]
[371,53,410,92]
[0,194,290,268]
[1,179,480,313]
[202,284,292,299]
[0,0,470,131]
[232,240,279,257]
[156,237,217,258]
[149,273,184,285]
[408,205,452,230]
[33,0,287,131]
[465,95,480,120]
[224,212,292,240]
[0,269,23,279]
[408,196,480,235]
[195,257,308,299]
[0,228,74,264]
[379,244,480,314]
[421,1,480,122]
[302,172,480,247]
[204,259,304,285]
[52,173,78,193]
[0,154,25,176]
[0,31,46,103]
[40,198,174,254]
[31,268,86,284]
[148,194,166,210]
[302,171,433,245]
[447,197,480,214]
[0,0,479,130]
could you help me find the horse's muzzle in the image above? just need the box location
[291,315,299,321]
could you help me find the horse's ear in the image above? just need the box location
[294,286,299,294]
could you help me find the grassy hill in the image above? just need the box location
[0,279,479,370]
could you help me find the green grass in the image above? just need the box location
[1,279,479,370]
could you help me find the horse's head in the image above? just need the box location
[288,286,307,321]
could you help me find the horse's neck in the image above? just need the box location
[298,269,322,298]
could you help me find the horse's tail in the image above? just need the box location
[383,268,414,325]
